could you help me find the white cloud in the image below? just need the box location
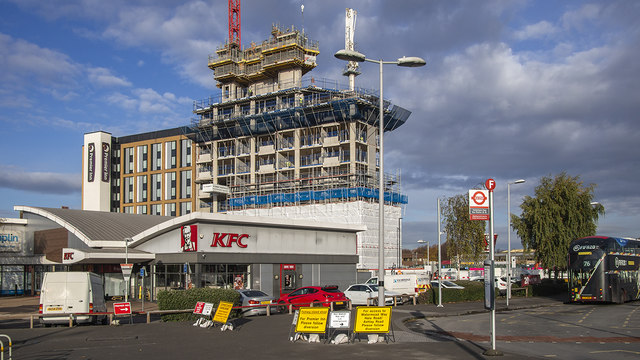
[0,165,80,195]
[513,20,558,41]
[87,67,132,87]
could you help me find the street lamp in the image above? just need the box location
[335,49,426,304]
[417,239,427,267]
[507,179,525,307]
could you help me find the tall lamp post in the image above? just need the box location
[437,198,444,307]
[335,49,426,303]
[507,179,525,307]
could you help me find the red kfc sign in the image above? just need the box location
[210,233,249,248]
[63,252,74,260]
[181,225,197,252]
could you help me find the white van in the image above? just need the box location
[365,274,430,295]
[39,272,107,326]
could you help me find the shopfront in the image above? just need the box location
[7,206,364,299]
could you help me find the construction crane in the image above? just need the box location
[229,0,241,47]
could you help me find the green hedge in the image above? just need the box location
[417,281,484,304]
[157,288,240,322]
[416,279,567,304]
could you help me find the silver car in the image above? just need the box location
[236,289,279,316]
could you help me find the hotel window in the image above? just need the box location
[124,206,134,214]
[123,176,134,203]
[124,147,134,174]
[150,204,162,215]
[151,174,162,201]
[151,143,162,171]
[136,175,147,202]
[136,205,147,214]
[165,202,176,216]
[165,141,177,169]
[165,172,176,200]
[180,201,192,215]
[180,170,192,199]
[180,140,192,167]
[137,145,148,172]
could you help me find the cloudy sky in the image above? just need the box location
[1,0,639,250]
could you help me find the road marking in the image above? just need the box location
[590,350,640,355]
[577,308,595,324]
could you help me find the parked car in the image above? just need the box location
[343,284,403,306]
[430,280,465,289]
[236,289,278,316]
[277,285,348,310]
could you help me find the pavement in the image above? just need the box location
[0,295,567,359]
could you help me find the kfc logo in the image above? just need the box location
[63,252,74,260]
[210,233,249,248]
[181,225,197,252]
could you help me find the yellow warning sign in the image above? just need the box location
[294,307,329,333]
[213,301,234,324]
[353,306,391,333]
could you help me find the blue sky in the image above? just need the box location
[1,0,639,250]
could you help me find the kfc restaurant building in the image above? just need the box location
[9,206,364,299]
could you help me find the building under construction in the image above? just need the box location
[189,24,413,269]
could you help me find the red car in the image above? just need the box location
[277,285,348,310]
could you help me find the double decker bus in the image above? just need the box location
[568,236,640,303]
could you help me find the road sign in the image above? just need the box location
[485,178,496,191]
[469,190,490,220]
[120,263,133,281]
[113,302,131,315]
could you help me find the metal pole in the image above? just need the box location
[489,189,497,351]
[125,239,129,303]
[437,198,443,307]
[507,183,511,307]
[377,59,385,304]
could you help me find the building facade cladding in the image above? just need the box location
[3,207,363,298]
[83,128,197,216]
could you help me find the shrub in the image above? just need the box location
[417,281,484,304]
[529,278,567,297]
[157,287,240,322]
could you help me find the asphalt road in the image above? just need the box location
[1,295,638,359]
[406,301,640,359]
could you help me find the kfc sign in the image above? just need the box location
[181,225,197,252]
[211,233,249,248]
[63,252,74,260]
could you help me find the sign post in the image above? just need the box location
[120,263,133,303]
[483,179,502,356]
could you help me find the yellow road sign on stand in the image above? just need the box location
[354,306,391,333]
[213,301,234,324]
[295,307,329,333]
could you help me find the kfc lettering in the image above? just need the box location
[63,252,74,260]
[210,233,249,248]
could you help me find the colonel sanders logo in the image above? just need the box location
[181,225,197,252]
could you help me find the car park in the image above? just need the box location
[277,285,348,310]
[343,284,403,305]
[430,280,465,289]
[236,289,278,316]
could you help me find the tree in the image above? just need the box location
[442,194,486,267]
[511,172,605,278]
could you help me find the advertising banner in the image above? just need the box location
[87,143,95,182]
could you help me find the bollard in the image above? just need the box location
[69,315,73,327]
[0,334,12,360]
[266,305,271,316]
[30,315,34,329]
